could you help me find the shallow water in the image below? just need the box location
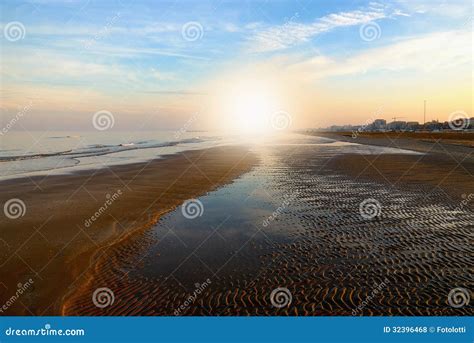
[0,130,223,178]
[0,132,420,179]
[65,134,471,315]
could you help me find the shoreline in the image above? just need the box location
[0,146,258,315]
[2,134,471,316]
[59,133,473,316]
[305,131,474,199]
[306,131,474,161]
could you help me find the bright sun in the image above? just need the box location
[218,79,281,135]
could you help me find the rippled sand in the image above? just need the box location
[0,146,257,315]
[63,136,473,316]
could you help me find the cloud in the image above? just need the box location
[78,46,209,60]
[394,0,472,18]
[150,69,176,81]
[24,22,179,37]
[246,6,389,53]
[287,30,471,79]
[1,51,122,80]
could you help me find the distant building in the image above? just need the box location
[329,125,357,132]
[425,120,442,131]
[319,115,473,133]
[387,121,406,131]
[405,121,419,131]
[372,119,386,130]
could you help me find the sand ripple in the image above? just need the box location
[63,144,473,316]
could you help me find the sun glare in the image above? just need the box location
[217,80,281,135]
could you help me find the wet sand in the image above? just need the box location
[308,131,474,160]
[61,134,473,316]
[0,146,257,315]
[309,131,474,199]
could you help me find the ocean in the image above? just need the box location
[0,130,225,179]
[0,131,423,180]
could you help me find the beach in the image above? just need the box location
[308,132,474,199]
[0,146,257,315]
[1,133,472,316]
[2,1,472,341]
[57,134,474,316]
[309,131,474,158]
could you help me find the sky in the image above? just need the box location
[0,0,472,132]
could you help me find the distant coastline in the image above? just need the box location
[308,115,473,134]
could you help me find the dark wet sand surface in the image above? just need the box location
[0,146,257,315]
[62,135,473,316]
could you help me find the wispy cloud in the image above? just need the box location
[1,0,471,129]
[394,0,472,18]
[287,30,470,79]
[246,5,390,53]
[78,45,209,60]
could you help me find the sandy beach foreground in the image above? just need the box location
[1,134,472,316]
[0,146,257,315]
[59,134,471,316]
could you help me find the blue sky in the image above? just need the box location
[1,0,472,130]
